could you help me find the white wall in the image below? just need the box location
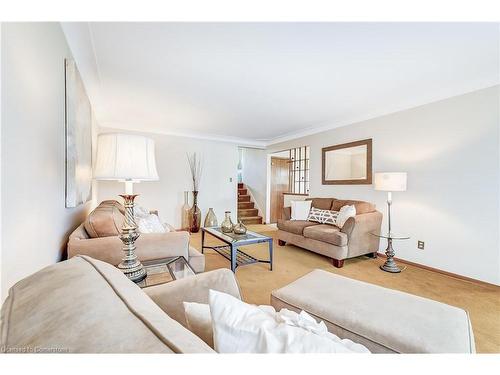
[241,147,267,220]
[1,23,98,301]
[97,128,238,229]
[269,86,500,285]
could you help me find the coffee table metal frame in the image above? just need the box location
[201,227,273,273]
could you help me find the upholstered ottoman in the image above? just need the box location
[270,269,475,353]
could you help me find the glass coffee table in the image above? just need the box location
[136,256,196,288]
[202,227,273,273]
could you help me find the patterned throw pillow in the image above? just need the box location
[307,207,339,225]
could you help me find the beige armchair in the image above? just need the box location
[67,201,205,273]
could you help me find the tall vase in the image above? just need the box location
[181,191,190,231]
[204,208,218,227]
[189,191,202,233]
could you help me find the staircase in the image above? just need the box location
[237,182,263,225]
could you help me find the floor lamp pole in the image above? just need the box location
[381,190,401,273]
[387,191,392,234]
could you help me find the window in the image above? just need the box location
[288,146,310,194]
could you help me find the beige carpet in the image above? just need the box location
[190,224,500,353]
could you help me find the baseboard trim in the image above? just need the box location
[376,253,499,288]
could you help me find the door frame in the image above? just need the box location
[265,153,272,224]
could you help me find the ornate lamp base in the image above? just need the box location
[117,259,147,282]
[380,238,401,273]
[118,194,147,283]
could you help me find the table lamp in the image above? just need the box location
[94,133,159,282]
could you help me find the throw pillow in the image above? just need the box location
[183,301,214,348]
[209,289,369,353]
[336,205,356,228]
[84,202,124,238]
[134,206,168,233]
[290,200,312,221]
[307,207,339,225]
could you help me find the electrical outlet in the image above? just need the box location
[417,241,425,250]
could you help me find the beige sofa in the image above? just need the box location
[1,257,475,353]
[278,197,382,267]
[0,256,239,353]
[67,200,205,273]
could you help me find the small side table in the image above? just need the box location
[370,232,410,273]
[136,256,196,288]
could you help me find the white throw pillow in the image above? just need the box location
[336,205,356,228]
[134,206,168,233]
[209,290,369,353]
[290,200,312,221]
[183,302,214,348]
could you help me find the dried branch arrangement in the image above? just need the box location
[187,152,203,191]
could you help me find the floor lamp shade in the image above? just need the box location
[374,172,407,192]
[94,133,159,181]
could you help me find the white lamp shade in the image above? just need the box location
[94,133,159,181]
[374,172,407,191]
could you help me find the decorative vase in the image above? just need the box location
[221,211,234,233]
[233,219,247,235]
[204,208,218,227]
[181,191,191,231]
[189,191,202,233]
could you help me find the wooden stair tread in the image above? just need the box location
[238,208,258,217]
[238,202,254,208]
[239,216,263,224]
[238,208,258,213]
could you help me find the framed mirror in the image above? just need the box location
[322,139,372,185]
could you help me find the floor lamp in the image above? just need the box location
[94,133,159,282]
[374,172,407,273]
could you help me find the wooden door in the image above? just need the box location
[270,157,290,223]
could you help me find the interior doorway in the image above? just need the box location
[266,146,310,224]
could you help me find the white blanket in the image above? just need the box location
[208,289,370,353]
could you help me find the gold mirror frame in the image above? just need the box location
[322,139,372,185]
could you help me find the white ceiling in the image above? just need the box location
[62,22,499,147]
